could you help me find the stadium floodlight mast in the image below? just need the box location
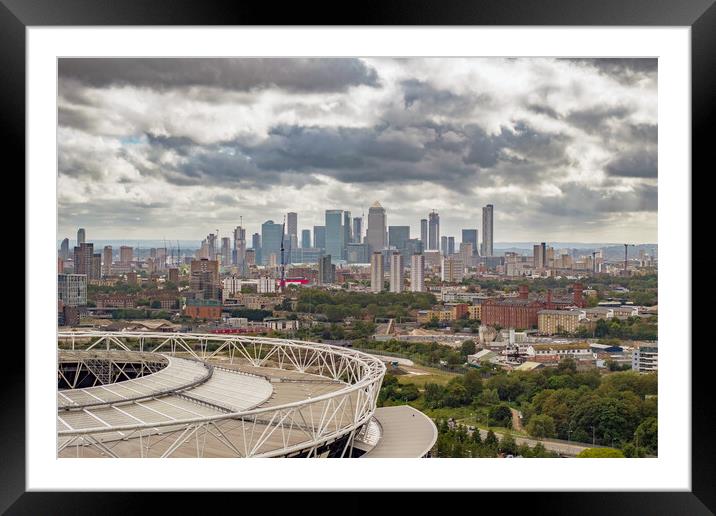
[56,332,386,458]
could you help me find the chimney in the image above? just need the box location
[547,289,553,308]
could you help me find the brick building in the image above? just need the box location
[183,299,222,320]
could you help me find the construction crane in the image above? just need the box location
[624,243,635,276]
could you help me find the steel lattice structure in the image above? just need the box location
[57,332,386,458]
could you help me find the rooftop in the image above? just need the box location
[361,405,437,458]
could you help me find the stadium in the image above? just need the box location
[57,332,437,458]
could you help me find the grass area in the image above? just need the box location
[393,364,460,387]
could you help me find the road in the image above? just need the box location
[469,427,591,457]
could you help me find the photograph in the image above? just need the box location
[55,56,659,460]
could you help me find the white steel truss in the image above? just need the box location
[57,331,386,458]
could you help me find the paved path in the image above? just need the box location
[510,408,524,432]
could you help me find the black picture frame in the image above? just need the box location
[4,1,710,513]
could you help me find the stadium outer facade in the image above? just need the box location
[57,332,437,458]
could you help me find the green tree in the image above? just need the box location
[634,416,657,455]
[488,404,513,428]
[526,414,556,438]
[499,432,518,455]
[462,369,484,399]
[576,447,625,458]
[484,429,498,448]
[460,340,477,357]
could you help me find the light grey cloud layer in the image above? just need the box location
[58,57,657,243]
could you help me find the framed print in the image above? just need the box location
[5,0,712,513]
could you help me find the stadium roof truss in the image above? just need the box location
[57,332,386,458]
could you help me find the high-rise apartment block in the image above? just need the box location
[58,273,87,307]
[411,253,425,292]
[120,246,133,265]
[102,245,112,277]
[428,211,440,251]
[190,258,221,300]
[481,204,494,257]
[389,251,403,293]
[370,251,384,292]
[441,256,464,283]
[318,254,335,285]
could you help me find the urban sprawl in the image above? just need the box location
[58,203,658,458]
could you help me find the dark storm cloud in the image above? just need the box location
[145,133,197,156]
[401,79,490,112]
[58,58,380,93]
[57,58,658,240]
[605,150,658,178]
[463,122,570,169]
[570,58,657,85]
[565,106,631,133]
[576,58,657,75]
[240,125,426,171]
[536,182,657,217]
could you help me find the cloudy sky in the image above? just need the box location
[58,57,657,244]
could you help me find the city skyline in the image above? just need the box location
[58,57,657,241]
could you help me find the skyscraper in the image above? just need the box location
[220,237,231,266]
[73,242,93,278]
[252,233,262,264]
[59,238,69,260]
[534,242,547,269]
[120,246,133,265]
[287,212,298,240]
[352,217,363,244]
[462,229,478,255]
[366,201,387,253]
[420,219,428,249]
[261,221,284,266]
[482,204,494,257]
[389,251,403,293]
[77,228,86,246]
[388,226,410,251]
[233,226,247,267]
[343,211,352,255]
[411,253,425,292]
[325,210,344,261]
[318,254,335,285]
[441,236,448,256]
[301,229,311,249]
[190,258,220,300]
[313,226,326,250]
[428,211,440,251]
[206,233,217,260]
[102,246,112,277]
[448,236,455,256]
[370,251,384,293]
